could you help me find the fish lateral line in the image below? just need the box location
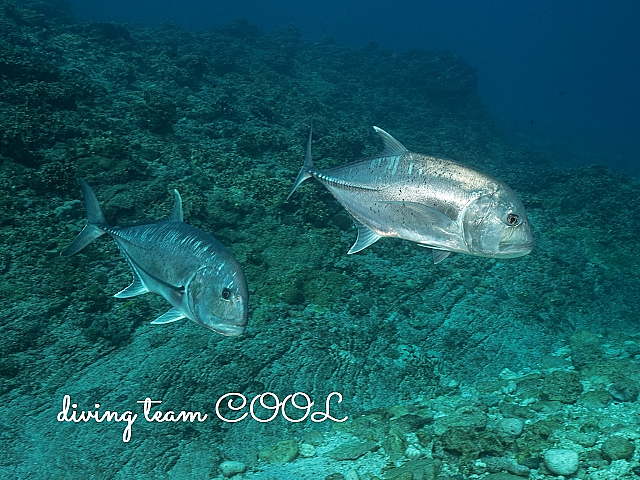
[311,169,381,192]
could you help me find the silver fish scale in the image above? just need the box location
[315,152,499,222]
[107,221,231,288]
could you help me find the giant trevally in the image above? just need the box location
[61,179,249,336]
[288,125,533,263]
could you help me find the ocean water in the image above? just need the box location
[1,0,640,479]
[67,0,640,177]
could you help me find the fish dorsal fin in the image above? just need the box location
[151,307,186,324]
[373,126,409,156]
[348,218,382,254]
[432,249,452,264]
[168,189,184,222]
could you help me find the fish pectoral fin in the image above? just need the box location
[114,278,149,298]
[381,201,454,231]
[432,249,452,264]
[151,308,186,325]
[348,219,382,254]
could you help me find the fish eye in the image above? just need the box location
[506,213,519,226]
[221,287,232,300]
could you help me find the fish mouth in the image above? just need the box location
[499,241,533,257]
[211,323,246,337]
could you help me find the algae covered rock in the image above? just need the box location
[438,427,505,458]
[483,456,530,476]
[258,439,299,463]
[483,474,528,480]
[382,458,441,480]
[325,474,346,480]
[381,431,406,462]
[569,330,602,369]
[434,404,487,433]
[608,377,640,402]
[540,370,583,404]
[601,436,635,461]
[328,439,378,461]
[578,390,613,409]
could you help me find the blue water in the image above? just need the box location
[69,0,640,174]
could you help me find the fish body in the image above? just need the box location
[288,125,533,263]
[61,180,248,336]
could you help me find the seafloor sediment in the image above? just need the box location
[1,1,640,478]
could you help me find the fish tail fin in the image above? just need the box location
[286,122,315,200]
[60,179,109,257]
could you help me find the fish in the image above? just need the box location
[288,125,533,263]
[61,179,249,336]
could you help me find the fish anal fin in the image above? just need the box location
[113,257,150,298]
[348,219,382,254]
[151,307,186,325]
[432,249,452,264]
[114,276,149,298]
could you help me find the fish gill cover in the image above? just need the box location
[1,0,640,478]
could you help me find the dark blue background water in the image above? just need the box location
[68,0,640,174]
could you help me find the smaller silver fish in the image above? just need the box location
[288,124,533,263]
[61,180,248,336]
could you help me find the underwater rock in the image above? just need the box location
[601,436,635,461]
[298,442,315,457]
[434,404,487,433]
[566,431,598,448]
[543,448,579,476]
[302,429,325,446]
[483,456,530,476]
[569,330,602,369]
[578,390,613,409]
[219,460,247,477]
[438,426,505,458]
[381,431,406,462]
[608,378,639,402]
[497,418,524,437]
[382,458,441,480]
[483,474,528,480]
[540,370,583,404]
[590,459,634,479]
[328,439,378,461]
[325,474,346,480]
[258,439,299,464]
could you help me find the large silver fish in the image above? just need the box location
[288,125,533,263]
[61,180,248,336]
